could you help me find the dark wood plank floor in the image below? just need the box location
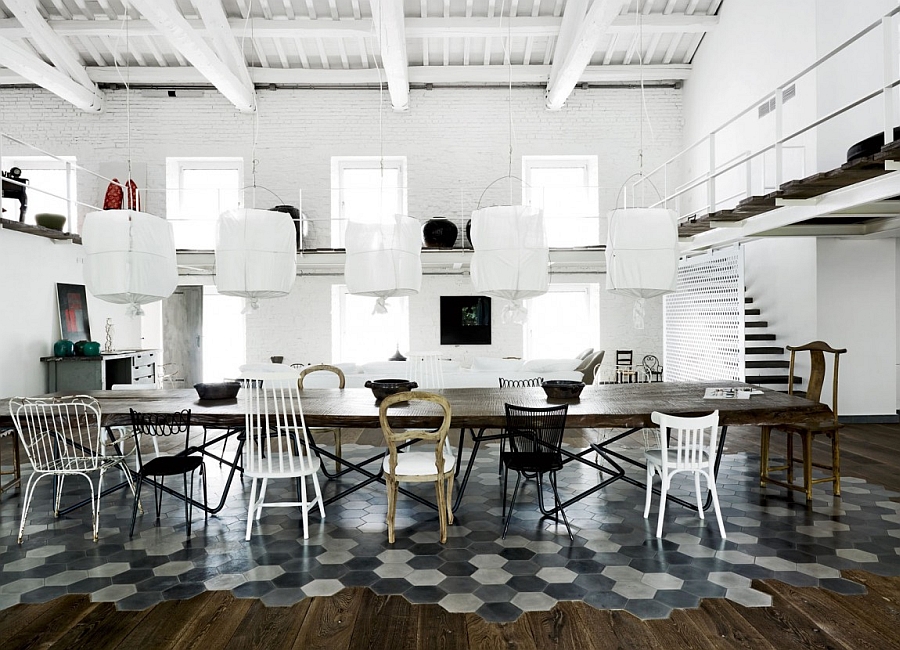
[2,422,899,649]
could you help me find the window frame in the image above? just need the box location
[522,155,600,248]
[1,155,77,228]
[330,156,408,248]
[165,157,243,250]
[331,284,410,364]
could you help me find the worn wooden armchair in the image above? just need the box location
[759,341,846,501]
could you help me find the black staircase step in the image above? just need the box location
[746,360,790,369]
[745,297,753,303]
[745,308,761,316]
[745,320,769,328]
[746,333,776,341]
[746,346,785,355]
[746,375,801,385]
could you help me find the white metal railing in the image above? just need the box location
[636,6,900,220]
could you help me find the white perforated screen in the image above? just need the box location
[664,246,745,382]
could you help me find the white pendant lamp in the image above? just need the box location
[215,208,297,311]
[470,205,549,323]
[605,207,679,299]
[82,209,178,317]
[344,214,422,313]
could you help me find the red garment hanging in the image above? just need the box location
[102,178,141,211]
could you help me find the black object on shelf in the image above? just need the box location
[422,218,459,248]
[846,126,900,162]
[465,219,473,247]
[1,167,28,222]
[269,204,302,249]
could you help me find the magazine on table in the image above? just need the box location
[704,387,763,400]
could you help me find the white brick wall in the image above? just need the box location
[0,85,681,369]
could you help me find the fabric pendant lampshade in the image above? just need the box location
[470,205,549,323]
[215,208,297,311]
[82,209,178,316]
[344,214,422,313]
[606,208,679,299]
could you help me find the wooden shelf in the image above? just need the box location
[0,217,81,243]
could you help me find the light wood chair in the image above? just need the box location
[298,364,345,473]
[379,391,454,543]
[643,410,725,538]
[760,341,846,502]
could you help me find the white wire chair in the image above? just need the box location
[11,395,137,543]
[241,369,325,540]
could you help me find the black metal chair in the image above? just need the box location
[129,409,207,538]
[642,355,663,382]
[501,403,572,540]
[496,376,543,473]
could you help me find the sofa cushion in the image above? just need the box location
[523,358,582,373]
[471,357,524,372]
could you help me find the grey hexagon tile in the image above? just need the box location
[2,445,900,624]
[725,587,772,608]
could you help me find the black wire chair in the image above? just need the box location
[496,376,543,473]
[129,409,207,538]
[501,403,572,540]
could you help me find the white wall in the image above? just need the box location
[0,85,681,386]
[817,239,896,417]
[0,227,144,398]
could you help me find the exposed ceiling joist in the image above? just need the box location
[545,0,630,110]
[193,0,254,93]
[0,14,718,40]
[370,0,410,111]
[2,0,103,112]
[0,63,690,86]
[127,0,256,113]
[0,34,103,111]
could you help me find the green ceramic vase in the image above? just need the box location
[53,339,74,357]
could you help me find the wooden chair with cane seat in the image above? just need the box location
[298,364,345,473]
[379,391,455,544]
[760,341,846,502]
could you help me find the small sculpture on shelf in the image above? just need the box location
[104,318,114,353]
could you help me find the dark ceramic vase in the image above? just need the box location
[422,219,459,248]
[465,219,473,247]
[83,341,101,357]
[270,205,301,249]
[73,340,88,356]
[53,339,74,357]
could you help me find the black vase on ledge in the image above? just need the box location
[422,219,459,248]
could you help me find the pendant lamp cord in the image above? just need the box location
[242,1,260,207]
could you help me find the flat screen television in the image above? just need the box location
[440,296,491,345]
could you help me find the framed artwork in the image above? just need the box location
[57,283,91,342]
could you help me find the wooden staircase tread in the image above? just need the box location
[746,360,791,368]
[746,375,802,384]
[746,333,777,341]
[745,308,761,315]
[745,321,769,328]
[746,346,785,354]
[744,297,753,304]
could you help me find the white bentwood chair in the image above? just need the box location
[11,395,137,543]
[643,410,726,539]
[241,369,325,540]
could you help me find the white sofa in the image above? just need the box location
[298,357,584,389]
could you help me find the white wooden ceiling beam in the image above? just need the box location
[545,0,630,110]
[126,0,256,113]
[193,0,255,94]
[3,0,103,109]
[0,34,103,111]
[0,14,718,39]
[370,0,410,111]
[12,62,689,85]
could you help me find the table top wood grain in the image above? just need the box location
[0,382,832,430]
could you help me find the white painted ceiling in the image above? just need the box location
[0,0,722,113]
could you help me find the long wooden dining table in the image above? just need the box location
[0,382,832,515]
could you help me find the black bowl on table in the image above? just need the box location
[194,381,241,400]
[365,379,418,400]
[542,380,585,399]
